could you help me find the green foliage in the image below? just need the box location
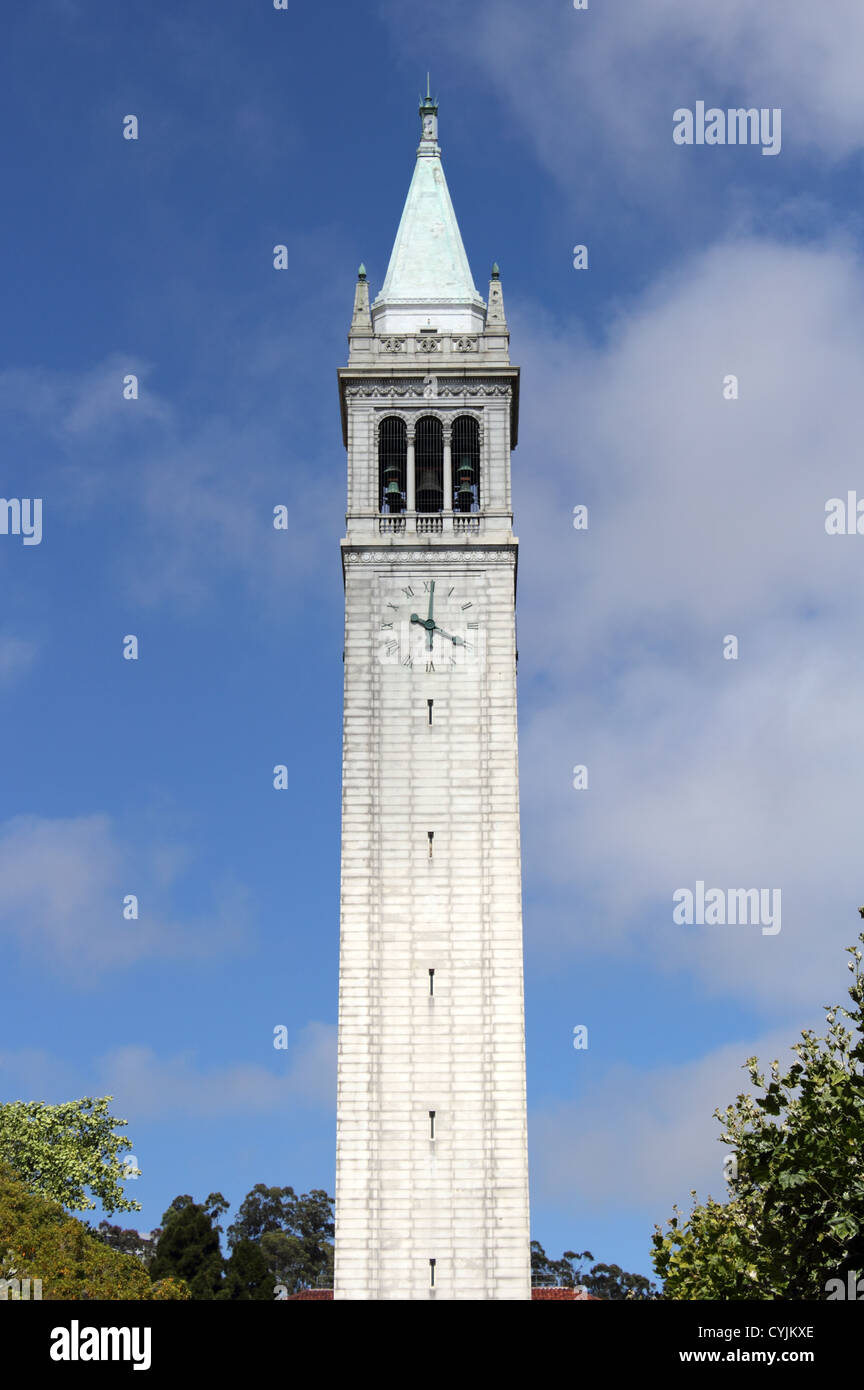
[148,1196,224,1299]
[653,929,864,1299]
[227,1184,334,1292]
[531,1239,657,1300]
[587,1261,658,1300]
[88,1220,157,1266]
[147,1275,191,1300]
[218,1239,273,1300]
[0,1162,187,1299]
[0,1096,140,1214]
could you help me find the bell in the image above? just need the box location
[416,466,443,513]
[384,479,404,512]
[456,456,475,512]
[456,482,474,512]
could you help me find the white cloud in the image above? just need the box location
[99,1023,336,1119]
[531,1027,806,1217]
[505,236,864,1009]
[0,1023,336,1119]
[0,814,247,980]
[382,0,864,188]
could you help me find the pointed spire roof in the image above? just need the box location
[371,88,486,333]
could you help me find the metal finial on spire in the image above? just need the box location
[420,73,438,116]
[358,263,367,281]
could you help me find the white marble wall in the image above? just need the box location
[334,540,531,1300]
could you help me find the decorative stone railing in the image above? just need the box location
[370,514,491,537]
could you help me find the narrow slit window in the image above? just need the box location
[429,1259,436,1287]
[429,1110,436,1140]
[428,968,435,996]
[427,830,434,858]
[427,698,433,725]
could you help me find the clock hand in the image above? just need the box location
[411,610,473,653]
[430,625,466,647]
[410,611,437,650]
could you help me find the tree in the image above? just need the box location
[0,1162,188,1300]
[227,1184,334,1292]
[652,927,864,1299]
[531,1239,657,1299]
[0,1096,140,1214]
[88,1220,157,1266]
[531,1239,591,1288]
[148,1196,225,1299]
[587,1261,657,1300]
[218,1239,273,1300]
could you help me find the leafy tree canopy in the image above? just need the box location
[88,1220,157,1266]
[227,1184,334,1292]
[652,928,864,1299]
[218,1238,273,1300]
[0,1096,140,1214]
[531,1240,657,1299]
[148,1195,225,1300]
[0,1162,187,1300]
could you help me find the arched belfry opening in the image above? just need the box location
[452,416,480,512]
[378,417,407,513]
[415,415,444,514]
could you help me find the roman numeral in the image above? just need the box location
[380,622,394,629]
[402,585,415,598]
[461,601,473,610]
[401,654,413,667]
[423,581,434,593]
[426,661,435,673]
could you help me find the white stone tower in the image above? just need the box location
[334,88,531,1301]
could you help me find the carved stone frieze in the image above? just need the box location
[344,548,515,565]
[345,378,511,400]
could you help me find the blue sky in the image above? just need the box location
[3,0,864,1284]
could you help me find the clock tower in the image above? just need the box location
[334,90,531,1300]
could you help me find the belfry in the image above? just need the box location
[334,89,531,1300]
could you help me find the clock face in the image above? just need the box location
[423,116,435,136]
[377,579,482,672]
